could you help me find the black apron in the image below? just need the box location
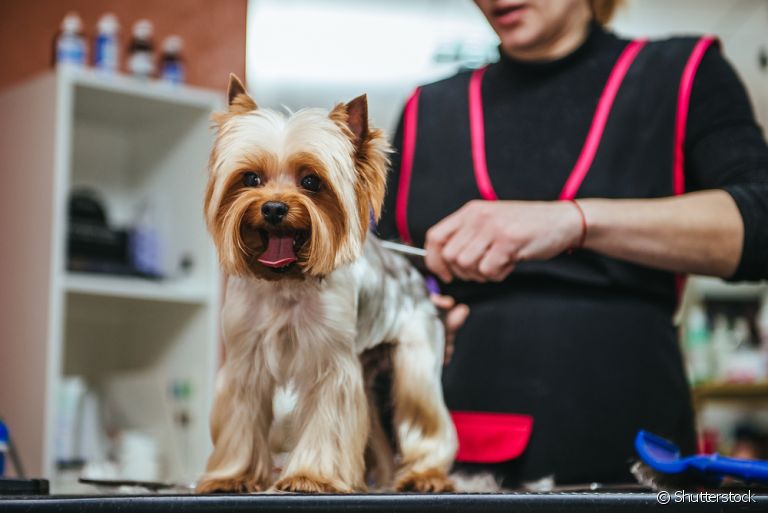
[393,36,717,484]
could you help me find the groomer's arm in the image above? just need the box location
[424,194,743,283]
[580,192,742,277]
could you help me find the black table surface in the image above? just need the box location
[1,492,767,512]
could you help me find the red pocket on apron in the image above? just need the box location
[451,411,534,463]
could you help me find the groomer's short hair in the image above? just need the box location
[589,0,623,25]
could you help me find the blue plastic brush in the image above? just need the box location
[635,430,768,484]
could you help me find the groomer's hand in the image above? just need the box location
[430,294,470,365]
[425,200,583,283]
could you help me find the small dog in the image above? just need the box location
[196,74,457,493]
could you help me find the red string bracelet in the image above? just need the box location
[568,199,587,252]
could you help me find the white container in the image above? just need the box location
[94,14,120,73]
[160,36,185,85]
[56,13,87,68]
[117,431,159,482]
[758,300,768,377]
[54,376,87,464]
[127,20,155,78]
[711,315,736,381]
[685,305,712,384]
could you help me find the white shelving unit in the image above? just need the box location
[0,68,223,488]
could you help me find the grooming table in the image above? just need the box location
[2,492,768,512]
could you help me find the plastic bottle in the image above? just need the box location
[710,315,733,381]
[55,12,87,68]
[94,13,119,73]
[130,199,163,278]
[725,317,764,383]
[759,299,768,377]
[684,305,712,385]
[127,20,155,78]
[160,35,185,85]
[732,317,751,349]
[0,419,8,476]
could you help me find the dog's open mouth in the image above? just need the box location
[257,230,308,273]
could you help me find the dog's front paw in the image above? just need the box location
[196,475,266,494]
[272,473,352,494]
[395,469,455,493]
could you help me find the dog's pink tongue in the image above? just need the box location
[258,234,297,268]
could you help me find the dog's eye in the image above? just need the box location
[243,172,262,187]
[300,174,321,192]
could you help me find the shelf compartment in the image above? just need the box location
[63,293,214,482]
[69,69,219,293]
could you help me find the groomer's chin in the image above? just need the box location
[496,21,543,56]
[474,0,591,59]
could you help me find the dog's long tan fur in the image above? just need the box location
[197,75,457,493]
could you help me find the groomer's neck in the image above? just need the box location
[503,14,592,62]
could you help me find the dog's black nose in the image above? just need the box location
[261,201,289,225]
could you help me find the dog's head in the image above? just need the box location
[205,74,390,280]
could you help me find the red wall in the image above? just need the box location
[0,0,247,92]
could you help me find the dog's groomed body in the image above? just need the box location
[196,75,457,494]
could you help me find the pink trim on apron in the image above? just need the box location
[559,39,648,200]
[673,36,717,196]
[395,88,421,244]
[468,67,498,201]
[672,36,717,298]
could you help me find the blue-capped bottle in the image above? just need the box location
[94,13,119,73]
[0,419,8,476]
[160,36,185,85]
[55,12,86,68]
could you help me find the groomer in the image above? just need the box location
[378,0,768,485]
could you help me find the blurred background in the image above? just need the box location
[0,0,767,493]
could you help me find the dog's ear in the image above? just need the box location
[212,74,257,127]
[330,94,369,150]
[331,94,390,228]
[344,94,368,148]
[227,73,257,114]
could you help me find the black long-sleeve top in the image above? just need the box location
[379,24,768,282]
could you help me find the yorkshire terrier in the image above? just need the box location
[196,75,457,494]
